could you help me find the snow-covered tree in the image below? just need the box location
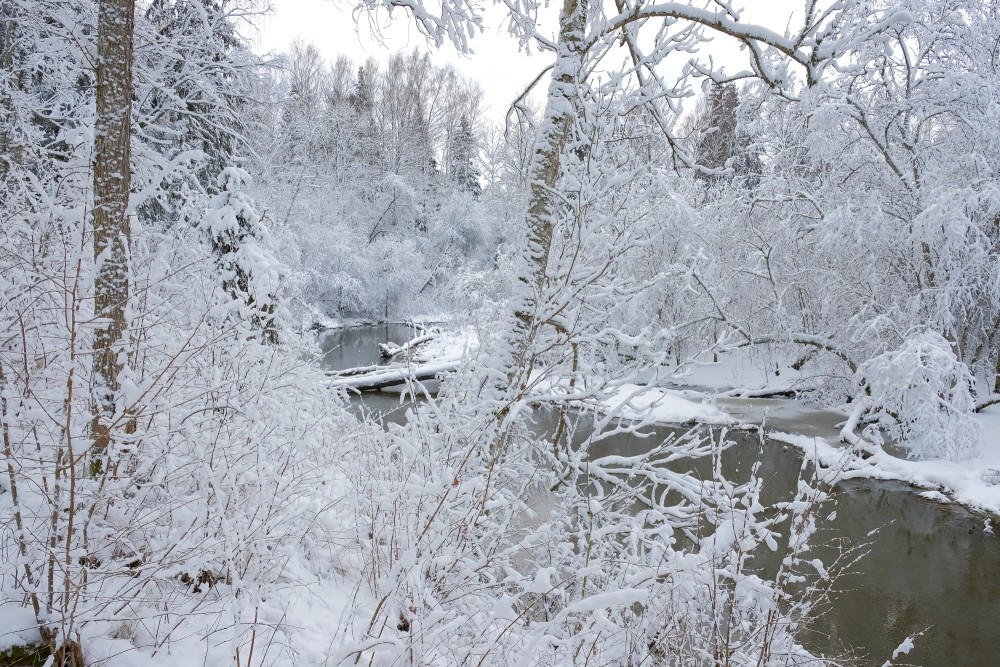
[203,167,285,343]
[849,331,984,460]
[451,114,481,198]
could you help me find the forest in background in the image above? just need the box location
[1,0,999,665]
[265,24,999,461]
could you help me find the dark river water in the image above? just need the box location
[317,325,1000,667]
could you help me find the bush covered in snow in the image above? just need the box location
[855,331,984,460]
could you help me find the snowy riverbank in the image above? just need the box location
[321,323,1000,517]
[597,381,1000,517]
[768,407,1000,517]
[663,348,1000,517]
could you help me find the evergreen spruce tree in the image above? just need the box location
[451,114,481,198]
[694,83,761,185]
[137,0,257,224]
[202,168,283,344]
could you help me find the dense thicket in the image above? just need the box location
[2,0,997,665]
[0,2,341,663]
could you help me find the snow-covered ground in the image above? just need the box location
[410,325,479,363]
[307,314,378,331]
[598,383,733,425]
[667,345,820,394]
[0,607,41,654]
[309,313,459,334]
[770,406,1000,516]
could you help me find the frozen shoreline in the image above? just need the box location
[766,409,1000,517]
[621,382,1000,517]
[662,348,1000,518]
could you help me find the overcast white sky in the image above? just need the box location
[253,0,541,123]
[253,0,801,124]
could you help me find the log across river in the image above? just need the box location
[316,324,1000,666]
[326,359,460,392]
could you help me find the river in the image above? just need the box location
[317,325,1000,666]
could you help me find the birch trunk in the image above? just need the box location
[501,0,586,395]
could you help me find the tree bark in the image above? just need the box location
[0,1,19,184]
[500,0,586,395]
[91,0,135,472]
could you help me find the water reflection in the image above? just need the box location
[317,326,1000,666]
[315,322,420,370]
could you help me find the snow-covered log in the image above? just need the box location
[327,360,459,391]
[378,332,436,360]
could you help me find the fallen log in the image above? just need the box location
[328,360,460,392]
[379,332,436,360]
[715,387,800,399]
[326,364,385,378]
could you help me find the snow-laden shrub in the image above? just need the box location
[340,370,839,666]
[856,331,983,460]
[1,196,351,663]
[202,168,288,342]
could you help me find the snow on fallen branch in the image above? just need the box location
[327,360,460,392]
[378,332,436,360]
[714,386,808,399]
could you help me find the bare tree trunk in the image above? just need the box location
[500,0,586,395]
[0,1,19,185]
[0,2,13,72]
[91,0,135,474]
[994,346,1000,396]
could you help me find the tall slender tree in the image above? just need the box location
[451,113,481,198]
[91,0,135,473]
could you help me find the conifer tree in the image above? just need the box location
[203,167,283,344]
[696,83,738,176]
[695,83,762,185]
[451,114,481,198]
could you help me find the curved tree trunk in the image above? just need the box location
[498,0,586,399]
